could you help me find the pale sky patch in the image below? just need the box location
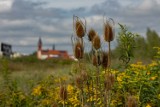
[0,0,13,12]
[43,0,106,9]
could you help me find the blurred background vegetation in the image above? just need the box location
[118,27,160,59]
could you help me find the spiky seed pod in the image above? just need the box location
[97,54,101,66]
[104,22,114,42]
[60,85,67,101]
[81,70,88,81]
[84,104,89,107]
[92,35,101,50]
[92,54,97,66]
[126,96,138,107]
[74,41,83,59]
[104,79,112,91]
[102,52,108,69]
[75,75,83,89]
[108,73,115,86]
[52,102,58,107]
[75,20,85,38]
[92,54,101,66]
[88,28,96,41]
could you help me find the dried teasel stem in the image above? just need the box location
[60,85,67,107]
[94,50,102,106]
[103,17,115,69]
[103,17,115,107]
[75,74,85,107]
[104,73,115,107]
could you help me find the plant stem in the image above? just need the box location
[108,42,111,68]
[81,88,84,107]
[63,99,65,107]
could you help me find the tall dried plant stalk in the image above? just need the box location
[103,17,115,69]
[60,85,67,107]
[103,16,115,107]
[72,15,87,107]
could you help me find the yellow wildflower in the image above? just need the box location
[149,61,158,67]
[150,76,157,80]
[41,99,51,105]
[67,84,74,92]
[146,104,151,107]
[158,94,160,99]
[32,85,42,96]
[117,76,122,82]
[147,71,151,75]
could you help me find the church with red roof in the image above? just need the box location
[37,37,69,60]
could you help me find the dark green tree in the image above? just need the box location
[134,36,148,59]
[146,28,160,58]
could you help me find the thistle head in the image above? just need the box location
[102,52,108,69]
[88,28,96,41]
[104,18,115,42]
[92,34,101,50]
[59,85,67,101]
[108,73,115,86]
[81,70,88,81]
[126,96,138,107]
[73,16,86,38]
[75,75,83,89]
[104,78,112,91]
[74,41,84,59]
[92,54,101,66]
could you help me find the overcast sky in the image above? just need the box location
[0,0,160,54]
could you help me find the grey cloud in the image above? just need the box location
[90,0,122,16]
[90,0,160,36]
[0,0,160,54]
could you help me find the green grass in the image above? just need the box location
[0,56,72,94]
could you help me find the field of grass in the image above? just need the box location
[0,48,160,107]
[0,57,73,102]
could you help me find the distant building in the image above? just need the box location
[37,37,69,60]
[0,51,2,58]
[11,52,22,58]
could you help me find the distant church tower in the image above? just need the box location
[37,37,42,59]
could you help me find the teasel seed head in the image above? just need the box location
[92,35,101,50]
[104,79,112,91]
[84,104,89,107]
[75,18,86,38]
[108,73,115,86]
[59,85,67,101]
[75,75,83,89]
[104,20,114,42]
[88,28,96,41]
[92,54,101,66]
[102,52,108,69]
[126,96,138,107]
[74,41,84,59]
[52,102,58,107]
[81,70,88,81]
